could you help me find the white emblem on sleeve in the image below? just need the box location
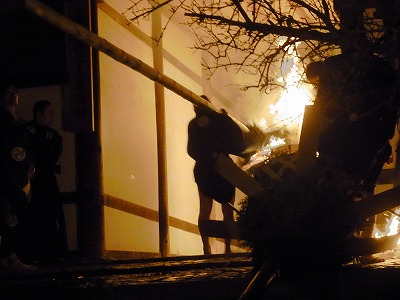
[11,146,26,161]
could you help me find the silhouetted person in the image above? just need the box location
[306,53,398,263]
[0,83,35,272]
[24,100,67,263]
[187,95,245,254]
[306,54,397,193]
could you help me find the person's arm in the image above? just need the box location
[52,130,63,174]
[187,121,202,161]
[187,119,216,163]
[216,114,246,156]
[0,145,31,202]
[51,130,63,163]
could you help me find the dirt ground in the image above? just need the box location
[1,252,400,299]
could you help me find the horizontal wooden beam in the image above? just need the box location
[104,194,199,235]
[199,220,241,239]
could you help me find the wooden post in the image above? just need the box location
[73,0,104,258]
[297,105,321,174]
[152,9,170,257]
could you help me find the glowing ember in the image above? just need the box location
[269,136,285,147]
[258,118,268,131]
[388,215,399,237]
[247,137,285,169]
[374,208,400,240]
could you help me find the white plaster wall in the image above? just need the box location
[98,2,249,256]
[98,8,160,253]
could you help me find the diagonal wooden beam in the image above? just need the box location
[22,0,251,137]
[22,0,215,111]
[22,0,249,134]
[214,153,264,197]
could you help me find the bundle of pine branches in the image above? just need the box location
[237,153,364,271]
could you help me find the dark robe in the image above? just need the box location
[23,120,67,262]
[187,110,245,203]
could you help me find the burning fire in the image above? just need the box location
[269,40,314,143]
[372,207,400,260]
[374,208,400,240]
[248,39,314,168]
[250,39,400,252]
[255,39,314,143]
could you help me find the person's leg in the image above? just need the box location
[222,194,235,254]
[198,190,213,255]
[54,197,68,260]
[0,226,36,272]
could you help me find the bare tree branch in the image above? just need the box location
[124,0,399,92]
[184,12,338,43]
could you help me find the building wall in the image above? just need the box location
[97,1,247,256]
[98,7,160,254]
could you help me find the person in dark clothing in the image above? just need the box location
[187,95,245,254]
[0,84,35,272]
[306,54,399,264]
[306,54,397,193]
[23,100,67,263]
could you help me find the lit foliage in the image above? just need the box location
[242,123,289,157]
[237,154,364,270]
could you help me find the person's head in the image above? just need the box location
[194,95,211,115]
[0,83,19,109]
[33,100,54,127]
[305,61,324,86]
